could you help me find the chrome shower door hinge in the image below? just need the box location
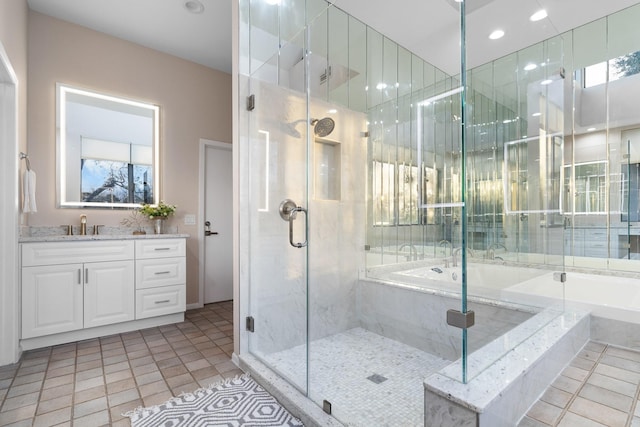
[246,316,255,332]
[553,272,567,283]
[323,400,332,415]
[446,309,475,329]
[246,94,255,111]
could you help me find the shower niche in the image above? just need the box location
[313,137,341,201]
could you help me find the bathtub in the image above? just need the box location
[503,270,640,323]
[382,261,550,300]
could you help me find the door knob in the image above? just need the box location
[204,221,219,236]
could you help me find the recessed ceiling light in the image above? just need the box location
[540,79,553,85]
[532,112,541,117]
[328,109,337,114]
[530,9,548,22]
[524,63,537,71]
[184,0,204,14]
[489,30,505,40]
[587,127,596,132]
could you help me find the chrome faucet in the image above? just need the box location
[486,243,507,260]
[452,247,475,267]
[438,239,452,256]
[399,243,418,261]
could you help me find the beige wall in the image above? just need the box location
[27,11,232,304]
[0,0,28,156]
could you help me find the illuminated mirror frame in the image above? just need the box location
[56,83,160,209]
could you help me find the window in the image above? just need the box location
[372,160,436,226]
[80,137,153,203]
[583,50,640,88]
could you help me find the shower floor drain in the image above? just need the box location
[367,374,388,384]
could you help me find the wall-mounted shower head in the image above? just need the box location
[283,117,336,138]
[311,117,335,137]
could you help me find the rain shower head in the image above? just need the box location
[311,117,335,137]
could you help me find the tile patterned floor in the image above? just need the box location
[265,328,451,427]
[264,327,451,427]
[5,303,640,427]
[519,341,640,427]
[0,301,241,427]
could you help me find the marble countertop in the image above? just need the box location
[19,233,189,243]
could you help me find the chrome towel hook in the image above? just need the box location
[19,152,31,170]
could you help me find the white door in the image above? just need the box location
[84,260,135,328]
[204,142,233,303]
[22,264,84,338]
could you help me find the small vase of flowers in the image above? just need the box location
[139,201,177,234]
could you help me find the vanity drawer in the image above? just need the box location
[135,239,185,259]
[136,257,185,289]
[136,285,185,319]
[22,241,134,267]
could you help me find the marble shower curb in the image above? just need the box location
[424,309,590,426]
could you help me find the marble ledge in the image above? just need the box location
[424,308,589,413]
[19,234,189,243]
[19,225,189,242]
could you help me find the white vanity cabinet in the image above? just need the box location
[135,239,186,319]
[21,263,84,338]
[20,236,187,348]
[21,240,135,339]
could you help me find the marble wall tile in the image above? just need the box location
[357,279,536,361]
[591,316,640,350]
[239,79,366,355]
[425,390,478,427]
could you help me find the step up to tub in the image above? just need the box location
[424,308,590,426]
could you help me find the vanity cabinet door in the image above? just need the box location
[22,264,84,339]
[84,260,135,328]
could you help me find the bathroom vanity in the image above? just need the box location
[19,234,188,350]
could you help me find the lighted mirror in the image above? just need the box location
[57,83,160,208]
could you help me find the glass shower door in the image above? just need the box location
[244,68,311,392]
[241,0,311,392]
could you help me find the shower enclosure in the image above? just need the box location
[233,0,640,424]
[237,0,566,424]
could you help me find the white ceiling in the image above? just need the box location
[27,0,639,76]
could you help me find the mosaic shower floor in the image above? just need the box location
[263,327,451,426]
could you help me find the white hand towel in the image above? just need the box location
[22,169,37,213]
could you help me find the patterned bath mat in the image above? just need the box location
[124,374,304,426]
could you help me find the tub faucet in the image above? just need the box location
[438,239,452,256]
[486,243,507,260]
[399,243,418,261]
[452,247,475,267]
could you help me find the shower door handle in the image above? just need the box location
[288,207,308,248]
[279,199,308,248]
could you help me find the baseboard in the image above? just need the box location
[187,302,204,310]
[20,312,184,351]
